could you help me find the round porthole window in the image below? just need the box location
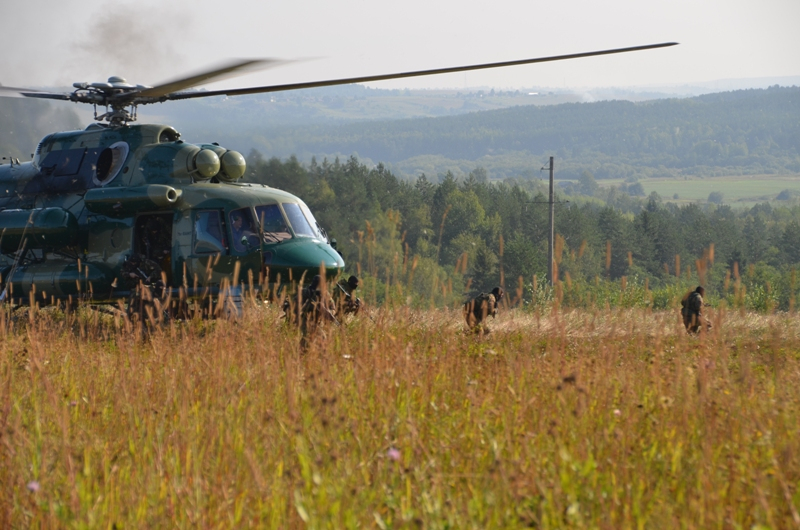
[93,141,129,186]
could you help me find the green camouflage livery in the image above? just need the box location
[0,123,344,305]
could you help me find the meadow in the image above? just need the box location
[2,300,799,528]
[639,174,800,206]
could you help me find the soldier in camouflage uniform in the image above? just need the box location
[121,253,163,291]
[122,253,166,323]
[282,275,337,350]
[681,285,711,334]
[464,286,504,335]
[333,275,361,319]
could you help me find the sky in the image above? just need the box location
[0,0,798,93]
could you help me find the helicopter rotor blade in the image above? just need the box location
[0,85,70,101]
[166,42,678,101]
[133,58,292,98]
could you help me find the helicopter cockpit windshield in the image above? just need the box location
[282,202,324,240]
[255,204,292,243]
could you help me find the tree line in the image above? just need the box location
[246,154,800,311]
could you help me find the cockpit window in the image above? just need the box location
[282,202,319,238]
[255,204,292,243]
[229,208,259,252]
[193,210,228,255]
[299,202,324,239]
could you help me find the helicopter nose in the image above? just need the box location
[266,239,344,280]
[302,242,342,271]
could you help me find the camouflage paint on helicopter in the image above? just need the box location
[0,123,344,305]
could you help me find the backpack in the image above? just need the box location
[682,292,701,317]
[680,292,691,317]
[470,293,496,317]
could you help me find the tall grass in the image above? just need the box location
[1,300,799,528]
[357,208,800,314]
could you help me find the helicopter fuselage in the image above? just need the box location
[0,123,344,305]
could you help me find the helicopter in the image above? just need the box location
[0,42,676,312]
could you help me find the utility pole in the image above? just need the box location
[530,157,562,287]
[547,156,555,286]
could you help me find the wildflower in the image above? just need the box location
[387,447,401,462]
[26,481,40,493]
[613,409,621,417]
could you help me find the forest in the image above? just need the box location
[245,153,800,311]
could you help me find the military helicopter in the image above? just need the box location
[0,42,676,311]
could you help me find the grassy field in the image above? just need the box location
[606,174,800,207]
[2,302,800,528]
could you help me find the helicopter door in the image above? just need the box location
[134,213,173,283]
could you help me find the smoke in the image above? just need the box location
[0,98,82,156]
[64,4,191,86]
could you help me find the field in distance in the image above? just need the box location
[604,174,800,206]
[2,303,798,527]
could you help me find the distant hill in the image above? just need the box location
[235,86,800,180]
[1,84,798,181]
[150,84,585,131]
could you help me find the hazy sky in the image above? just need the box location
[1,0,798,92]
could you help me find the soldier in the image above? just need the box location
[333,275,362,318]
[681,285,711,334]
[122,253,165,323]
[121,253,163,291]
[283,275,337,350]
[230,210,259,251]
[464,286,504,335]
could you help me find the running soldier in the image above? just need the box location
[681,285,711,334]
[333,275,362,318]
[464,287,504,335]
[282,275,338,350]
